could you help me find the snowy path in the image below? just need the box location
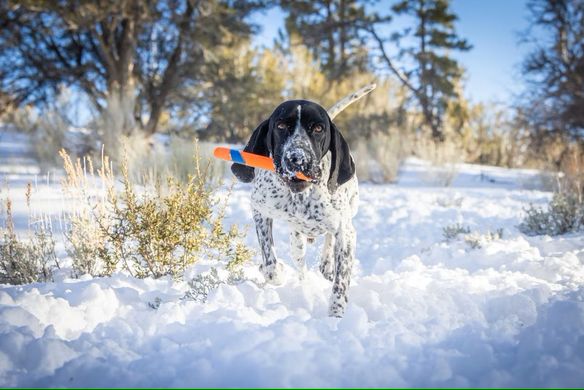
[1,131,584,387]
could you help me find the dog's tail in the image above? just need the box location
[327,83,377,120]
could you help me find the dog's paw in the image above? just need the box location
[319,262,334,282]
[328,301,346,318]
[297,264,307,281]
[328,293,348,317]
[259,262,284,285]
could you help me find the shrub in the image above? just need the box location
[519,193,584,236]
[353,131,403,183]
[182,267,223,303]
[59,149,115,277]
[436,195,464,208]
[33,110,68,170]
[182,267,246,303]
[558,144,584,203]
[60,148,251,279]
[121,135,225,186]
[442,223,503,249]
[518,142,584,236]
[0,198,58,285]
[66,212,112,277]
[0,230,41,284]
[442,223,471,240]
[6,87,87,171]
[416,137,461,186]
[463,229,503,249]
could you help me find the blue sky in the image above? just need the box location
[449,0,532,103]
[251,0,533,105]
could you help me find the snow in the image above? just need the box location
[1,129,584,387]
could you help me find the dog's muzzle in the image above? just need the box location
[283,148,321,179]
[275,148,321,192]
[284,149,307,172]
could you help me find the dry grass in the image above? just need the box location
[0,189,59,285]
[353,131,404,183]
[415,137,462,187]
[120,135,226,186]
[558,145,584,203]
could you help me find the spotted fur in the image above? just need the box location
[232,100,359,317]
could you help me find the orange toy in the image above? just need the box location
[213,147,312,182]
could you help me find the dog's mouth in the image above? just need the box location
[286,176,303,183]
[275,163,320,191]
[283,177,312,193]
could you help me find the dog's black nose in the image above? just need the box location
[284,150,308,170]
[289,151,305,165]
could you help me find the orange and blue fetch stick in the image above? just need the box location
[213,146,312,182]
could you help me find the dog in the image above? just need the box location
[231,99,359,317]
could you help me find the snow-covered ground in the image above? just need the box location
[1,129,583,387]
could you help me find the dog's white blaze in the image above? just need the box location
[296,104,302,132]
[281,103,317,177]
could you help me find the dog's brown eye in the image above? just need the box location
[277,122,287,130]
[313,124,323,133]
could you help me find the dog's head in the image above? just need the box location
[231,100,355,193]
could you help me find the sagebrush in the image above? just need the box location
[442,223,503,249]
[60,147,251,279]
[353,131,403,183]
[0,197,59,285]
[519,193,584,236]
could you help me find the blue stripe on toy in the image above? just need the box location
[230,149,245,164]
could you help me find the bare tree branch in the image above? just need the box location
[367,26,419,96]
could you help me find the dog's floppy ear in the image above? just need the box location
[231,119,271,183]
[328,120,355,192]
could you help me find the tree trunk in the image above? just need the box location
[144,99,161,135]
[418,0,443,141]
[325,0,336,74]
[339,0,347,75]
[143,0,194,136]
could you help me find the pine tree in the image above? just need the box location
[368,0,471,141]
[521,0,584,144]
[197,43,287,142]
[280,0,379,80]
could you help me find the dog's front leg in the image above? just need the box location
[253,210,283,284]
[319,233,335,281]
[328,222,356,317]
[290,231,307,279]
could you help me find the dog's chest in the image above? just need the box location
[250,171,343,235]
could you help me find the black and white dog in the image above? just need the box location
[231,100,358,317]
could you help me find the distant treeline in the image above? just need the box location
[0,0,582,173]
